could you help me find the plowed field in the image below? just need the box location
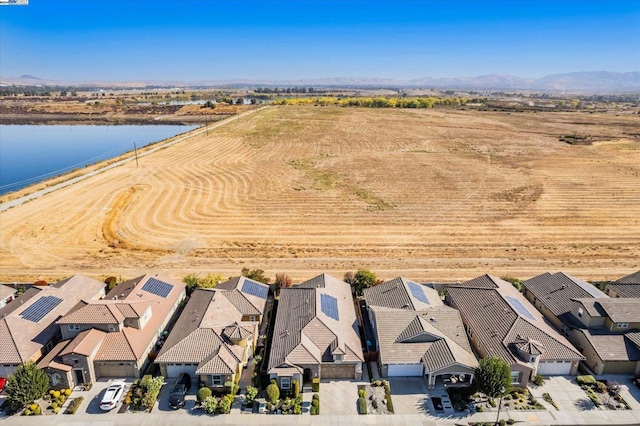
[1,106,638,282]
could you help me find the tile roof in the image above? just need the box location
[83,274,185,362]
[216,276,269,314]
[523,272,607,318]
[576,328,640,361]
[60,329,107,357]
[606,284,640,298]
[616,271,640,284]
[37,340,73,372]
[446,275,584,367]
[267,274,364,373]
[596,299,640,323]
[0,285,16,301]
[364,277,442,311]
[156,282,266,373]
[57,304,124,324]
[0,275,105,364]
[371,306,478,372]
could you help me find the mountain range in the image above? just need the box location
[2,71,639,93]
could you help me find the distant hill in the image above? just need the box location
[1,71,639,93]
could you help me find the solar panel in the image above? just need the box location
[241,279,268,299]
[141,278,173,298]
[505,296,536,321]
[20,295,63,322]
[408,281,430,305]
[320,294,339,321]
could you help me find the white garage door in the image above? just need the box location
[537,361,572,375]
[388,363,423,376]
[166,363,198,379]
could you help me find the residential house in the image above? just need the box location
[155,276,269,389]
[522,272,608,336]
[605,271,640,298]
[445,275,584,387]
[523,271,640,375]
[0,275,105,378]
[0,284,17,308]
[37,274,185,388]
[267,274,364,391]
[363,277,478,389]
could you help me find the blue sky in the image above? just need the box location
[1,0,638,81]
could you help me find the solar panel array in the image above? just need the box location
[505,296,536,321]
[320,294,339,321]
[20,295,63,322]
[141,278,174,298]
[407,281,430,305]
[241,279,268,299]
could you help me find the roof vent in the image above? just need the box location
[429,317,436,322]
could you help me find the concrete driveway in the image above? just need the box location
[80,377,134,415]
[386,377,430,415]
[319,379,362,415]
[155,378,199,413]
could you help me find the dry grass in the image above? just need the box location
[1,106,638,283]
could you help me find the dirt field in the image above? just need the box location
[1,106,638,283]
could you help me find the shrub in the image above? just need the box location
[51,401,58,409]
[197,387,212,403]
[358,396,367,414]
[375,380,382,387]
[124,396,131,405]
[293,404,302,414]
[489,398,497,407]
[589,393,600,406]
[140,374,152,388]
[576,375,596,386]
[245,386,258,403]
[358,389,367,398]
[53,407,60,414]
[312,398,319,408]
[201,396,217,414]
[608,381,621,397]
[310,405,319,415]
[33,405,41,415]
[266,381,280,404]
[292,379,300,398]
[24,409,31,416]
[65,397,83,414]
[29,403,38,412]
[596,381,608,394]
[141,376,164,410]
[499,420,506,426]
[507,419,516,425]
[218,394,233,414]
[312,377,320,392]
[533,374,545,386]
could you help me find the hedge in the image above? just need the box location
[312,378,320,392]
[65,397,84,414]
[358,397,367,414]
[577,375,596,386]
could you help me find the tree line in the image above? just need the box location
[272,96,473,108]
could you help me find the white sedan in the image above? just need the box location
[99,382,126,411]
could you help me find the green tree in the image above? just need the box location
[183,273,200,294]
[218,394,233,413]
[351,269,378,295]
[475,357,512,399]
[275,273,293,295]
[199,273,223,289]
[266,379,280,404]
[5,362,50,409]
[241,268,271,284]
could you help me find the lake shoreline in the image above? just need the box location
[0,113,230,126]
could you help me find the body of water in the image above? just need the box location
[0,124,197,194]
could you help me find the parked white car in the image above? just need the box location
[100,382,126,411]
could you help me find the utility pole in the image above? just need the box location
[133,141,139,168]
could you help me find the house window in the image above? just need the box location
[577,307,583,318]
[281,377,291,390]
[466,325,473,338]
[533,296,537,303]
[249,316,257,321]
[211,375,223,386]
[617,322,629,329]
[108,324,115,331]
[68,324,80,331]
[334,354,344,362]
[510,371,521,383]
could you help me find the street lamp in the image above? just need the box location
[495,386,506,426]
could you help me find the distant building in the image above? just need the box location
[605,271,640,299]
[0,285,17,308]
